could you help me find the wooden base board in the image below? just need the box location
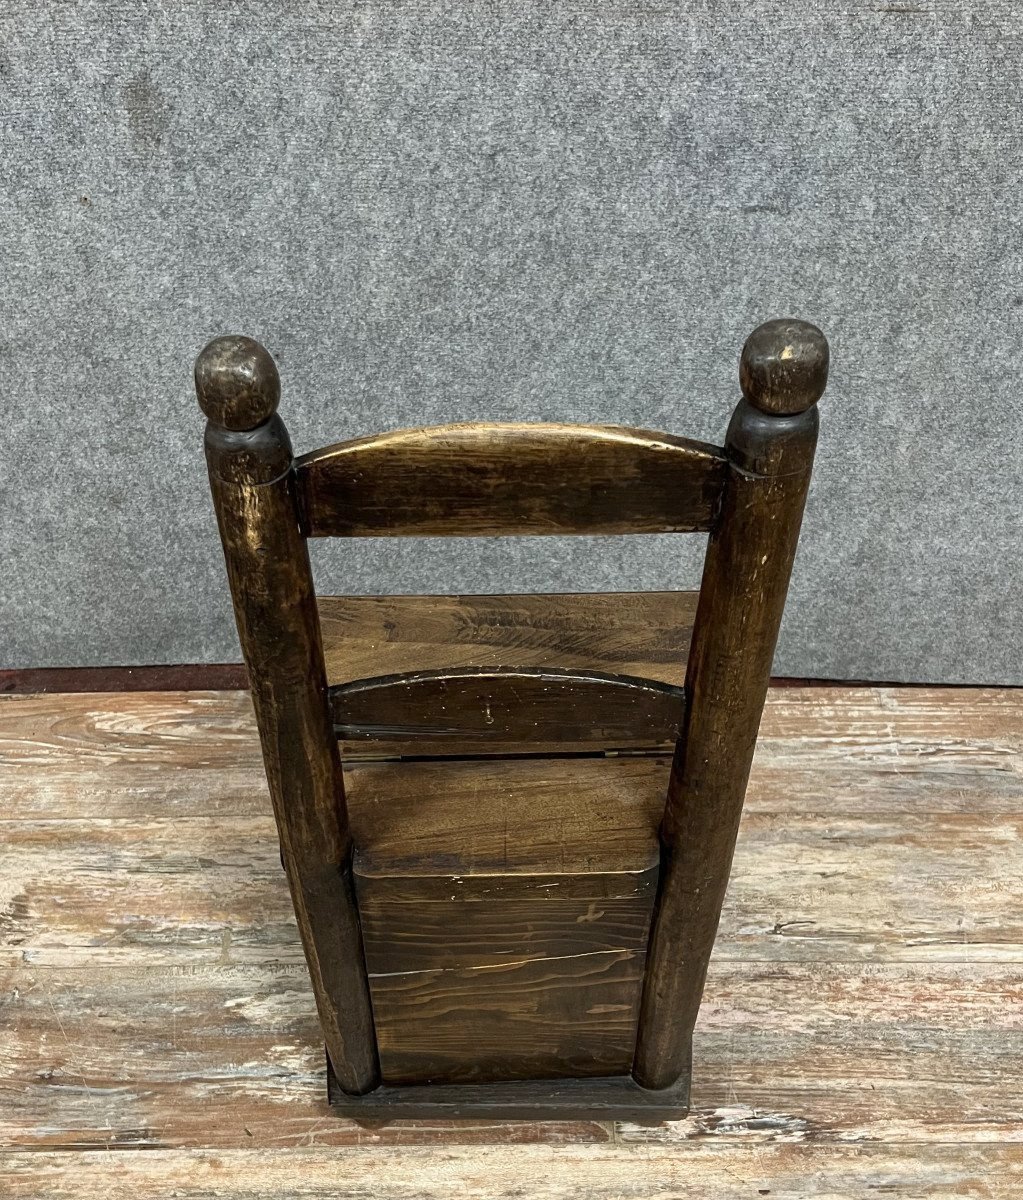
[326,1058,691,1123]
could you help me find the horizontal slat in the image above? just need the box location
[358,896,657,976]
[329,666,684,755]
[295,423,727,538]
[317,591,699,690]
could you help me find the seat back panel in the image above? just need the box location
[295,422,727,538]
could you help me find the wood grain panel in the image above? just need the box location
[365,950,647,1086]
[4,955,1023,1148]
[357,896,656,975]
[346,752,663,1084]
[7,806,1023,971]
[315,591,700,689]
[346,754,665,885]
[4,687,1020,823]
[294,423,727,538]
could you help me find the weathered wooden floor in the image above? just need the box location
[2,686,1022,1196]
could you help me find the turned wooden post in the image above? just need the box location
[633,318,828,1091]
[196,336,380,1095]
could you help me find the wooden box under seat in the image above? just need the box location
[347,755,668,1087]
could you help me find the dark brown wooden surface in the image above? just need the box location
[357,894,658,975]
[0,664,251,694]
[330,666,683,755]
[361,946,651,1087]
[197,335,379,1095]
[326,1062,689,1121]
[294,422,727,538]
[635,318,828,1090]
[0,661,918,696]
[347,754,666,1085]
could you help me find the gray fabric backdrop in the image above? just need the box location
[2,2,1020,682]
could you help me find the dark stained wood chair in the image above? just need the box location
[196,318,828,1121]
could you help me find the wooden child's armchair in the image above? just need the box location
[196,318,828,1120]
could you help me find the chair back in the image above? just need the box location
[197,317,828,1098]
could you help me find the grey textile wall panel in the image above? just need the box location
[1,2,1020,682]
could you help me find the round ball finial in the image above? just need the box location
[195,335,280,431]
[739,318,829,416]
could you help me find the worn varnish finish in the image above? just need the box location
[195,321,826,1116]
[316,591,700,688]
[2,686,1022,1192]
[197,338,379,1096]
[347,755,665,1086]
[294,423,728,538]
[5,1145,1023,1199]
[346,755,666,883]
[636,319,828,1089]
[330,666,684,754]
[319,591,697,758]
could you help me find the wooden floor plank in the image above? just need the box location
[2,686,1020,821]
[3,807,1021,968]
[3,955,1022,1148]
[1,684,1021,1187]
[3,1144,1023,1199]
